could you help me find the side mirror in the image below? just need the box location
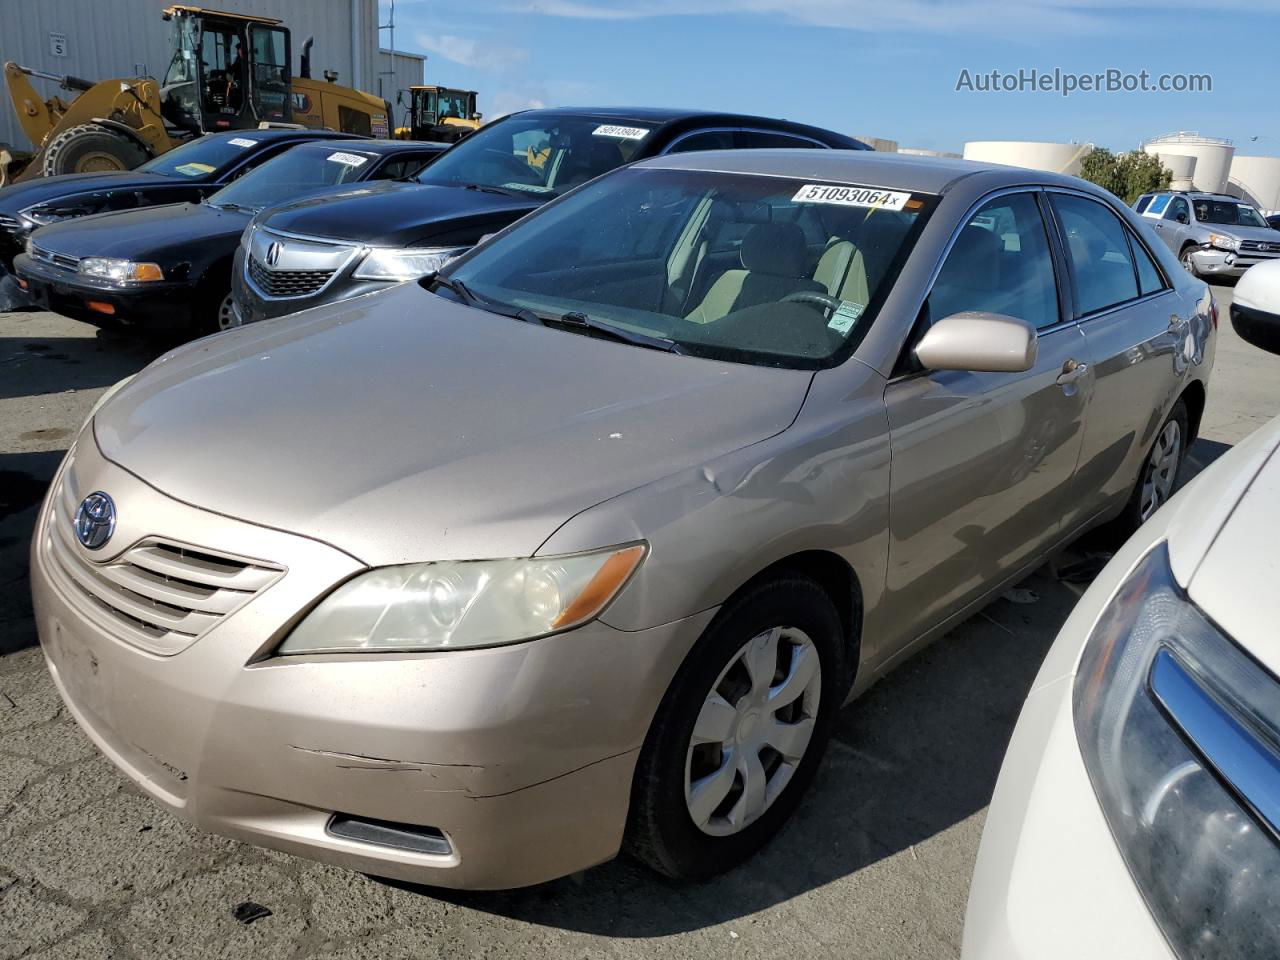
[915,312,1038,373]
[1175,212,1189,224]
[1231,259,1280,355]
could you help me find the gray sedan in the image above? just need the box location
[31,150,1214,889]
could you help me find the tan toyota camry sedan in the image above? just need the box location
[32,150,1215,889]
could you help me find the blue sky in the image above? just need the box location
[379,0,1278,156]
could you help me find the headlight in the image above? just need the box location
[1207,234,1239,252]
[352,246,468,281]
[78,257,164,283]
[1074,543,1280,959]
[82,374,135,428]
[278,543,646,654]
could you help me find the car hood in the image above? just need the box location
[93,282,811,566]
[256,181,540,246]
[28,202,249,260]
[1209,224,1280,243]
[0,171,178,215]
[1187,417,1280,679]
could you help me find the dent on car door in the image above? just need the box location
[1050,191,1185,508]
[878,191,1089,662]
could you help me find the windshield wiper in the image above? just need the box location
[548,311,683,354]
[429,275,542,325]
[461,182,523,198]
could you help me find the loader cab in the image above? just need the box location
[408,87,480,143]
[160,6,292,134]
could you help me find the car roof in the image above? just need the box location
[637,148,1080,196]
[1147,189,1245,201]
[507,107,864,147]
[286,138,447,156]
[201,128,356,144]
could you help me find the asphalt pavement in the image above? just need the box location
[1,285,1276,959]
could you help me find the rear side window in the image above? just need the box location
[736,131,824,149]
[1050,193,1140,315]
[665,130,736,154]
[927,192,1060,331]
[1146,195,1171,217]
[1134,195,1152,214]
[1131,234,1167,296]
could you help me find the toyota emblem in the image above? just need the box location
[265,241,282,267]
[74,491,116,550]
[1261,243,1272,253]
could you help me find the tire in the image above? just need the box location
[41,124,148,177]
[1114,399,1189,538]
[215,292,239,333]
[1180,246,1202,280]
[625,575,845,880]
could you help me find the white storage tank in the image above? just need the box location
[962,141,1093,176]
[1227,155,1280,215]
[1142,132,1235,194]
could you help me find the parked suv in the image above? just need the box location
[230,107,867,326]
[1135,190,1280,279]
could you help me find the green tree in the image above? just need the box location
[1078,148,1173,204]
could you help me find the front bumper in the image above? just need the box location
[13,253,198,331]
[33,434,713,889]
[1188,246,1280,278]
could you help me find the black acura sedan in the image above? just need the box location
[14,139,445,337]
[232,107,867,325]
[0,129,364,274]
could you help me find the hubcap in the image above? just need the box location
[1140,420,1182,520]
[75,151,126,174]
[1181,251,1196,274]
[684,626,822,837]
[216,293,239,331]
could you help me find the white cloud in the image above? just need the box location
[413,32,529,70]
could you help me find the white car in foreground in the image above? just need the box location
[965,259,1280,960]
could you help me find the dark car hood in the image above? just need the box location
[257,181,540,245]
[29,202,249,260]
[94,282,811,566]
[0,172,179,215]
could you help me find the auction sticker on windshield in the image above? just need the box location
[593,124,649,140]
[228,137,258,148]
[792,184,911,211]
[327,151,369,167]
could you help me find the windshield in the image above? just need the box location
[137,134,259,179]
[1194,199,1269,228]
[207,144,375,211]
[416,114,652,198]
[442,168,933,368]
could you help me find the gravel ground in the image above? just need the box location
[1,284,1275,959]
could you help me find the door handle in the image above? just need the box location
[1056,358,1089,385]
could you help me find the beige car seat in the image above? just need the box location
[685,222,824,324]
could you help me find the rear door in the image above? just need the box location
[881,189,1090,644]
[1048,190,1184,515]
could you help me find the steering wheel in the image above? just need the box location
[781,291,842,316]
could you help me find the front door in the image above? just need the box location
[879,190,1090,658]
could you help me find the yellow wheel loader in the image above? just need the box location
[395,86,481,144]
[1,5,392,185]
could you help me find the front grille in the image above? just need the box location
[0,213,20,233]
[29,243,80,272]
[44,464,283,655]
[248,255,334,298]
[1238,240,1280,255]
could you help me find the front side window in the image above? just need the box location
[440,168,933,368]
[1050,193,1140,315]
[1134,195,1153,214]
[1165,197,1190,222]
[1192,199,1269,228]
[207,145,375,212]
[926,192,1060,331]
[417,114,654,198]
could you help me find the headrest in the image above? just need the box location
[740,222,808,277]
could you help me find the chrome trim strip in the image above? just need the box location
[1150,647,1280,838]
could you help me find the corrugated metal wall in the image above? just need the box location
[0,0,379,150]
[376,49,424,132]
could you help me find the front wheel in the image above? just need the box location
[625,575,845,880]
[1180,247,1202,279]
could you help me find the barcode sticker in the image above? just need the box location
[792,184,910,211]
[228,137,257,147]
[593,124,650,140]
[327,151,369,167]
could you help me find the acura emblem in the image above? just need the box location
[265,241,282,267]
[74,491,116,550]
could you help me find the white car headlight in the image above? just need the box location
[79,257,164,282]
[352,246,468,281]
[1074,543,1280,959]
[1207,234,1240,252]
[279,543,646,655]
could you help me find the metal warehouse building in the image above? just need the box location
[0,0,425,150]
